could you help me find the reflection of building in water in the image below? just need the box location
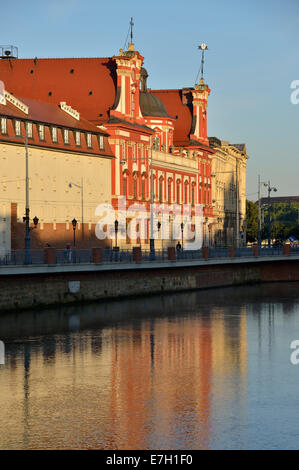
[210,306,247,414]
[0,300,248,449]
[108,308,247,449]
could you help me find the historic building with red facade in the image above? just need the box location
[0,40,246,252]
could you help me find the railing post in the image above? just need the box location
[92,247,102,263]
[203,246,209,260]
[133,246,142,262]
[229,246,235,258]
[44,247,56,265]
[168,247,176,261]
[253,245,259,257]
[283,244,290,256]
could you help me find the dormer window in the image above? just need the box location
[0,118,7,135]
[75,131,81,146]
[63,129,69,145]
[98,135,104,150]
[86,133,92,148]
[52,127,57,143]
[15,120,21,136]
[26,122,33,139]
[38,124,45,141]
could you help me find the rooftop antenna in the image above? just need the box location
[197,43,208,84]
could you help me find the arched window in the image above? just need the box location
[159,178,163,203]
[168,180,172,204]
[176,181,180,204]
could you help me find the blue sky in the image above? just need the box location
[1,0,298,198]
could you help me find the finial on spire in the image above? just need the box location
[198,43,208,80]
[130,17,134,44]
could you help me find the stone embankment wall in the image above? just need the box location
[0,256,299,312]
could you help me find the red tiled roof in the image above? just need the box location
[0,57,117,124]
[0,95,106,133]
[151,89,193,146]
[0,97,114,157]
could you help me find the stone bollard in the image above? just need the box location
[203,246,209,260]
[44,247,56,265]
[283,244,290,256]
[253,245,259,257]
[133,246,142,262]
[229,246,235,258]
[92,247,102,263]
[168,247,176,261]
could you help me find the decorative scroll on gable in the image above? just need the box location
[60,101,80,120]
[4,90,29,114]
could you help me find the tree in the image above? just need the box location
[246,200,258,242]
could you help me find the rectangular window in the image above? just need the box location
[133,179,137,199]
[15,120,21,136]
[191,187,195,206]
[184,185,188,204]
[87,133,92,148]
[176,183,180,204]
[159,181,163,203]
[99,135,104,150]
[75,131,81,146]
[0,118,7,134]
[123,178,127,196]
[168,183,171,203]
[141,180,145,200]
[64,129,69,144]
[26,122,33,138]
[38,124,45,141]
[52,127,58,143]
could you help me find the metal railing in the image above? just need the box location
[0,245,298,267]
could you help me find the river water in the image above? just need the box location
[0,282,299,450]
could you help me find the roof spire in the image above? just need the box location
[127,17,135,51]
[130,17,134,44]
[198,43,208,84]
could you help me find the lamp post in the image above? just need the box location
[157,221,161,252]
[263,181,277,248]
[2,128,38,263]
[181,222,184,250]
[69,179,84,241]
[72,218,77,247]
[4,131,32,263]
[114,219,119,248]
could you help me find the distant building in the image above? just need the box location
[209,137,248,246]
[259,196,299,206]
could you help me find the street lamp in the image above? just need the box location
[69,179,84,241]
[114,219,119,248]
[263,180,277,248]
[157,221,161,252]
[257,175,269,249]
[181,222,184,250]
[33,216,39,227]
[72,218,77,247]
[0,130,38,262]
